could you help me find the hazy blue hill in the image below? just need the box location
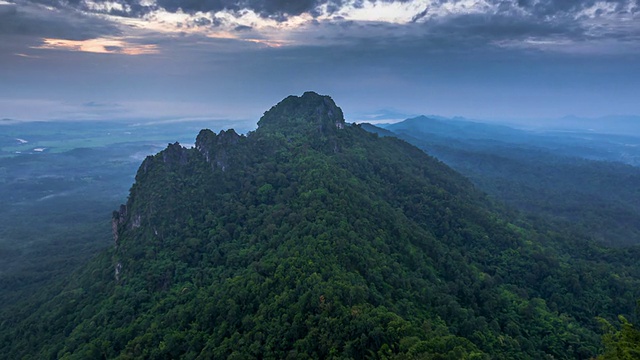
[359,123,395,137]
[370,116,640,246]
[2,93,640,359]
[385,116,526,141]
[518,115,640,137]
[382,116,640,165]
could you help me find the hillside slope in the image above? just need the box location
[365,117,640,246]
[2,92,639,359]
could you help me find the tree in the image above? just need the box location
[597,315,640,360]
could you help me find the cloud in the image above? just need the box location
[13,52,41,57]
[35,0,639,24]
[3,0,639,58]
[1,0,639,124]
[83,101,119,107]
[152,0,317,18]
[0,1,120,40]
[34,37,159,54]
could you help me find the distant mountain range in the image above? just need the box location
[376,115,640,166]
[509,115,640,136]
[363,115,640,246]
[354,111,640,137]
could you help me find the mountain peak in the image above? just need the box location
[257,91,345,135]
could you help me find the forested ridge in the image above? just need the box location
[1,92,639,359]
[364,117,640,247]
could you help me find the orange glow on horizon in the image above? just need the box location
[244,38,289,48]
[35,37,159,55]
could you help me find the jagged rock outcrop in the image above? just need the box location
[136,142,190,178]
[111,204,127,247]
[162,142,188,165]
[195,129,243,171]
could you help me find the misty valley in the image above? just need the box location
[1,94,640,358]
[0,119,250,305]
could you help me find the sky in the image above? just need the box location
[1,0,639,124]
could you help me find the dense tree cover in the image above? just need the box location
[365,119,640,247]
[2,93,640,359]
[596,314,640,359]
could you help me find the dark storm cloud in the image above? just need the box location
[423,12,584,45]
[157,0,322,17]
[22,0,635,20]
[0,1,120,40]
[7,0,636,55]
[513,0,631,17]
[5,0,379,19]
[7,0,638,47]
[37,0,336,18]
[193,16,212,26]
[293,10,588,57]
